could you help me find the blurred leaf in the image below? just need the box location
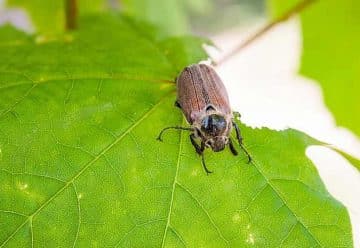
[4,0,213,37]
[120,0,188,37]
[0,14,353,247]
[332,149,360,172]
[268,0,360,137]
[120,0,212,37]
[183,0,213,15]
[5,0,107,34]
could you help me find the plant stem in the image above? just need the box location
[65,0,78,30]
[214,0,318,66]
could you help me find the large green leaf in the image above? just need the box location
[0,15,353,247]
[268,0,360,137]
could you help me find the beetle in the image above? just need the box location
[157,63,251,174]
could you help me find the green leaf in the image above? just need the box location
[5,0,106,34]
[120,0,213,38]
[0,14,353,247]
[121,0,189,37]
[268,0,360,137]
[331,149,360,173]
[4,0,212,37]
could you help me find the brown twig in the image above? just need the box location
[214,0,318,66]
[65,0,78,30]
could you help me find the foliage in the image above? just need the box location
[3,0,213,37]
[0,13,354,247]
[5,0,106,34]
[333,149,360,173]
[120,0,211,37]
[268,0,360,138]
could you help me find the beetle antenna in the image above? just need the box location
[201,153,213,175]
[214,0,317,65]
[157,126,194,141]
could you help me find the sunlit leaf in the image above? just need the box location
[0,14,353,247]
[269,0,360,138]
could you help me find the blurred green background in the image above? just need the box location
[0,0,265,36]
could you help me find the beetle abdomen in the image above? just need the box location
[176,64,231,124]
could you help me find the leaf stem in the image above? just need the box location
[214,0,318,66]
[65,0,78,30]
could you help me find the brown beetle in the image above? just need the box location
[157,64,251,174]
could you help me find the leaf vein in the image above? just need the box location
[176,182,229,246]
[0,210,28,218]
[168,226,187,248]
[279,221,298,247]
[247,145,324,247]
[30,218,34,248]
[115,218,166,247]
[0,218,28,247]
[71,183,81,248]
[0,84,37,120]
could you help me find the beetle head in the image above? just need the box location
[205,136,229,152]
[200,114,229,152]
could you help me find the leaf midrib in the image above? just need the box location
[161,119,183,247]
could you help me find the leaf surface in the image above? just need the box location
[332,149,360,173]
[268,0,360,137]
[0,14,353,247]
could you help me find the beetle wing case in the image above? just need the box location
[176,64,232,125]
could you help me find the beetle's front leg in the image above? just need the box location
[201,153,212,175]
[228,138,238,156]
[174,100,182,109]
[232,121,243,144]
[190,134,212,175]
[189,133,203,155]
[232,121,252,163]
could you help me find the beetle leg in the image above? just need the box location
[232,121,252,163]
[228,138,238,156]
[190,135,212,175]
[157,126,194,141]
[233,111,241,119]
[232,121,243,144]
[190,135,212,174]
[174,100,182,109]
[201,152,213,175]
[190,134,203,155]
